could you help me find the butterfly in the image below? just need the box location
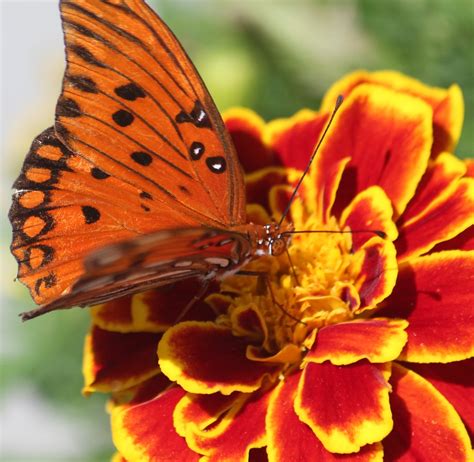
[10,0,341,321]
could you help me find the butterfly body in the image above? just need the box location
[10,0,294,320]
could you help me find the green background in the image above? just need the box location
[1,0,472,461]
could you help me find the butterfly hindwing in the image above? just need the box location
[20,227,252,320]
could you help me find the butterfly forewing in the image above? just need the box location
[20,227,252,320]
[57,0,245,226]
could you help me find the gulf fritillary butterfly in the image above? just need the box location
[10,0,342,321]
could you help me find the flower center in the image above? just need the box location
[214,214,364,362]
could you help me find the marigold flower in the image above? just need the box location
[83,71,473,461]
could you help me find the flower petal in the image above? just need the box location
[378,251,474,362]
[396,178,474,261]
[246,167,291,215]
[404,359,474,440]
[340,186,398,251]
[315,84,433,218]
[158,322,279,395]
[305,318,408,365]
[431,226,474,253]
[295,361,393,453]
[83,325,161,393]
[266,110,329,170]
[321,70,464,156]
[383,364,471,462]
[353,237,398,310]
[223,107,275,173]
[111,387,199,462]
[91,281,216,333]
[184,392,270,462]
[174,392,244,437]
[267,373,383,462]
[400,153,467,224]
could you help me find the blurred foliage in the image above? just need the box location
[3,0,472,460]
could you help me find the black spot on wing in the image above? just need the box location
[206,156,227,174]
[112,110,134,127]
[82,206,100,224]
[69,44,106,68]
[114,83,146,101]
[91,167,110,179]
[176,100,211,128]
[131,152,152,166]
[189,142,205,160]
[140,191,152,200]
[68,75,98,93]
[34,272,57,296]
[56,97,81,118]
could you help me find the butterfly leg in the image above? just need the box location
[236,271,305,325]
[174,279,211,323]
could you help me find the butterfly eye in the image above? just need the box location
[270,238,286,256]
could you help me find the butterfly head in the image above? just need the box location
[253,222,293,257]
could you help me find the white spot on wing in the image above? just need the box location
[205,257,230,268]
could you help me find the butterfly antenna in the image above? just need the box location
[278,95,344,227]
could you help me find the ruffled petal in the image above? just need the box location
[83,325,161,394]
[91,281,216,333]
[378,251,474,362]
[184,392,270,462]
[353,237,398,310]
[266,110,329,170]
[111,387,199,462]
[405,359,474,440]
[383,364,472,462]
[340,186,398,251]
[174,392,244,437]
[223,107,275,173]
[400,153,467,224]
[267,372,383,462]
[396,178,474,261]
[295,361,393,453]
[305,318,407,365]
[316,84,433,219]
[158,322,279,395]
[321,70,464,156]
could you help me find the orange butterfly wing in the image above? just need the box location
[10,0,246,308]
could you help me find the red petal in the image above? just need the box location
[354,237,398,310]
[431,226,474,252]
[321,71,464,156]
[404,359,474,440]
[267,110,329,170]
[378,251,474,362]
[174,392,243,436]
[296,361,393,453]
[306,318,408,365]
[83,325,161,393]
[158,321,279,394]
[341,186,398,251]
[185,392,270,462]
[400,153,467,224]
[396,178,474,261]
[315,84,432,218]
[267,372,383,461]
[111,387,199,462]
[224,108,276,173]
[383,364,471,462]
